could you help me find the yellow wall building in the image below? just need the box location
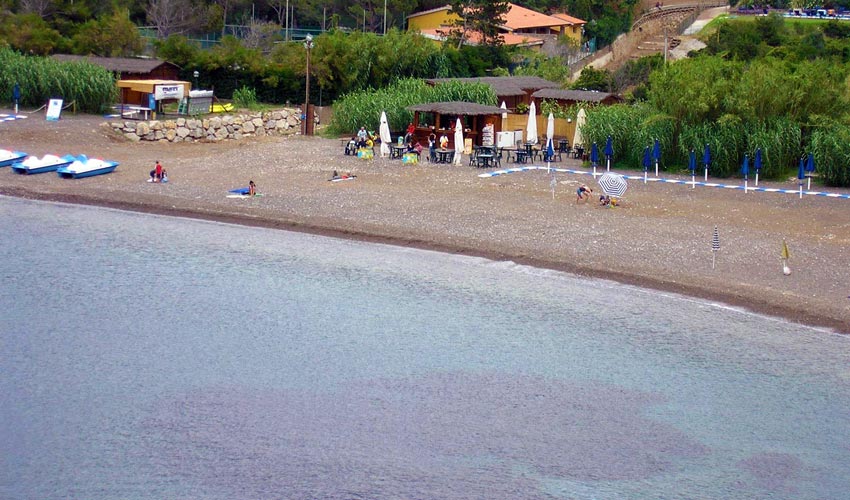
[406,3,586,49]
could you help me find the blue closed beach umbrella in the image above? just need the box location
[589,142,599,176]
[741,154,749,179]
[688,149,697,188]
[805,152,815,190]
[604,135,613,172]
[642,146,651,171]
[798,156,806,181]
[753,147,762,186]
[652,138,661,176]
[702,144,711,181]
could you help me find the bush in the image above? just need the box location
[232,86,259,109]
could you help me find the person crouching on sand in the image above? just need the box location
[248,180,256,196]
[576,184,592,203]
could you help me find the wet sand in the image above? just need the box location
[1,112,848,332]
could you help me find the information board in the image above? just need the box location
[46,99,63,121]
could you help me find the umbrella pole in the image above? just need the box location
[712,251,716,270]
[592,164,596,178]
[691,174,695,189]
[704,168,708,182]
[744,179,748,194]
[799,184,803,199]
[755,172,759,186]
[655,160,658,178]
[643,171,647,184]
[606,157,610,172]
[807,177,811,190]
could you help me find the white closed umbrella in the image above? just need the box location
[573,108,586,149]
[500,101,507,120]
[379,111,391,158]
[453,117,463,166]
[526,101,538,144]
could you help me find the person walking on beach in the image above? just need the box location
[576,184,592,203]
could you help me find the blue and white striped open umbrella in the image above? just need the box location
[598,172,627,198]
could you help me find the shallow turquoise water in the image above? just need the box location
[1,196,848,499]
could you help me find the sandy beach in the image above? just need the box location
[2,112,849,332]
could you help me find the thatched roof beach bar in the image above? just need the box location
[407,101,507,148]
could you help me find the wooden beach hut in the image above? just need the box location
[407,101,507,149]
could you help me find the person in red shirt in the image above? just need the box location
[149,160,163,182]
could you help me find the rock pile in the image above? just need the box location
[108,109,301,143]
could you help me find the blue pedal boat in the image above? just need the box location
[10,154,75,175]
[56,157,119,179]
[0,150,28,168]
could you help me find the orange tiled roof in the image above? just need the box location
[550,13,587,26]
[502,3,570,31]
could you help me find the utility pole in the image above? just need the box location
[384,0,387,34]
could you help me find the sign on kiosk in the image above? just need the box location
[154,84,184,100]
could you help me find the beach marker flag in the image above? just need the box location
[754,148,762,186]
[781,239,791,275]
[642,146,650,184]
[711,225,720,270]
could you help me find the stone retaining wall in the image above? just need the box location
[108,108,302,143]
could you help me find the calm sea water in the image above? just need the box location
[1,196,848,500]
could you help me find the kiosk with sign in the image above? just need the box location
[116,79,191,120]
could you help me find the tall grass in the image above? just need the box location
[680,116,800,179]
[0,48,116,113]
[328,78,496,136]
[810,125,850,187]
